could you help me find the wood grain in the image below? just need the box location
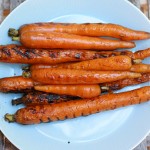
[0,0,150,150]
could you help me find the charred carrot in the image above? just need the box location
[29,48,150,71]
[11,73,150,105]
[133,48,150,59]
[34,84,101,98]
[130,64,150,73]
[1,44,116,64]
[5,86,150,124]
[9,23,150,41]
[0,76,40,93]
[11,31,135,50]
[12,92,79,106]
[29,68,141,84]
[2,73,148,94]
[100,73,150,91]
[1,45,150,65]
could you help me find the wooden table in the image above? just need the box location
[0,0,150,149]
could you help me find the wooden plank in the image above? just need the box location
[0,132,19,150]
[129,0,141,8]
[0,0,3,23]
[0,0,10,22]
[134,139,147,150]
[10,0,25,11]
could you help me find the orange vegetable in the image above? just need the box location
[130,64,150,73]
[5,86,150,124]
[9,23,150,41]
[34,84,101,98]
[30,68,141,84]
[12,31,135,50]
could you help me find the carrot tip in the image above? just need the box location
[4,113,15,123]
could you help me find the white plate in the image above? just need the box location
[0,0,150,150]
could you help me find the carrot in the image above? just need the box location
[1,45,150,65]
[66,55,134,70]
[2,73,148,93]
[34,84,101,98]
[133,48,150,59]
[0,76,40,93]
[29,68,141,84]
[30,55,132,71]
[100,73,150,91]
[12,72,150,105]
[9,23,150,41]
[130,64,150,73]
[55,55,132,71]
[12,92,79,106]
[5,86,150,124]
[29,47,150,71]
[1,44,116,64]
[11,31,135,50]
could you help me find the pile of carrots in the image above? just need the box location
[0,22,149,125]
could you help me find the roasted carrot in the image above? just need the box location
[1,44,134,64]
[100,73,150,91]
[54,55,132,71]
[34,84,101,98]
[5,86,150,124]
[29,48,150,70]
[30,55,132,71]
[9,23,150,41]
[133,48,150,59]
[12,31,135,50]
[130,64,150,73]
[12,73,150,105]
[1,73,148,93]
[0,76,40,93]
[0,44,111,64]
[29,68,141,84]
[1,45,150,65]
[12,92,79,106]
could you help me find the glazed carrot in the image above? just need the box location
[12,92,79,106]
[130,64,150,73]
[1,45,150,65]
[100,73,150,91]
[133,48,150,59]
[12,72,150,105]
[5,86,150,124]
[29,68,141,84]
[9,23,150,41]
[0,76,40,93]
[2,73,148,94]
[34,84,101,98]
[1,44,119,64]
[30,56,132,71]
[12,31,135,50]
[29,48,150,71]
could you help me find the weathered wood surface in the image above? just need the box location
[0,0,150,150]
